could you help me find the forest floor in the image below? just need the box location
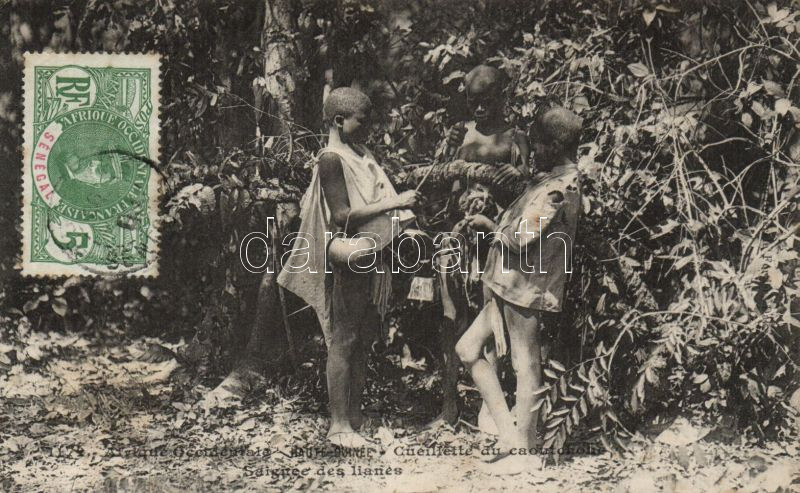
[1,322,800,492]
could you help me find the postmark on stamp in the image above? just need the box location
[21,53,161,277]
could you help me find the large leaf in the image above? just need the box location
[628,62,650,78]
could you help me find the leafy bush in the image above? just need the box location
[324,0,800,444]
[491,0,800,444]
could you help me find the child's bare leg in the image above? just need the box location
[349,319,374,429]
[477,344,503,435]
[431,315,466,426]
[505,303,542,449]
[478,344,500,413]
[483,303,543,475]
[327,270,370,447]
[327,324,357,437]
[456,306,515,448]
[431,277,471,428]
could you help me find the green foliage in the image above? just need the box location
[493,0,800,442]
[328,0,800,443]
[312,0,800,443]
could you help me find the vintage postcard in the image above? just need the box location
[20,52,160,277]
[2,1,799,492]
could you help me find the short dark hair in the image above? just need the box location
[323,87,372,124]
[464,65,507,96]
[534,106,583,152]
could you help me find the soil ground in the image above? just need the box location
[1,323,799,492]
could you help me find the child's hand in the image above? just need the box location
[465,214,496,232]
[493,164,522,188]
[393,190,421,209]
[446,122,467,149]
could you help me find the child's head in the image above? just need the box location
[532,106,582,169]
[465,65,507,123]
[323,87,373,144]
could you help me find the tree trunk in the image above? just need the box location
[259,0,302,135]
[211,0,305,399]
[212,2,263,148]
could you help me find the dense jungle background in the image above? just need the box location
[1,0,800,490]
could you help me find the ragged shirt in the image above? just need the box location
[481,162,581,313]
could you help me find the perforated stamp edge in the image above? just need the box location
[19,52,162,278]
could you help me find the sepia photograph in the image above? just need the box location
[1,0,799,491]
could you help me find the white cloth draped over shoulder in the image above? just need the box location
[276,135,414,346]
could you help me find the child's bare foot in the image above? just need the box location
[477,402,517,436]
[478,438,517,463]
[327,430,371,449]
[477,401,498,435]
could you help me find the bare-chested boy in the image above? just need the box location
[449,65,530,194]
[433,64,530,426]
[456,107,583,474]
[278,87,418,448]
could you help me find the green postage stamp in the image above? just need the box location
[21,53,161,277]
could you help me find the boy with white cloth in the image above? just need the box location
[278,87,416,448]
